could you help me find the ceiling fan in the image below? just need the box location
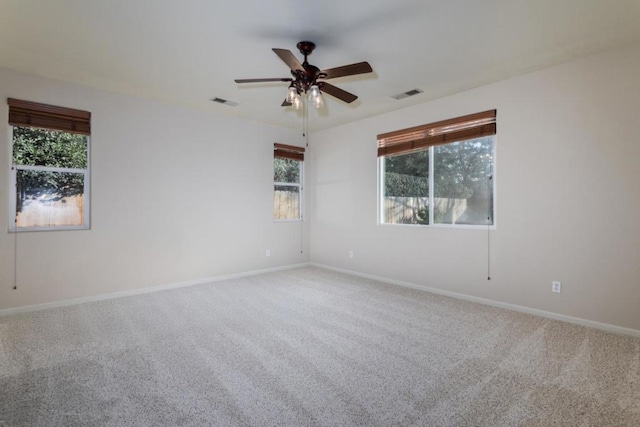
[234,41,373,108]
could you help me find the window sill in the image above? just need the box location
[10,225,90,233]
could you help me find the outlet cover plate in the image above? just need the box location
[552,281,561,293]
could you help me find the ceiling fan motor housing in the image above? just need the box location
[291,65,326,93]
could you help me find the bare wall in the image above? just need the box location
[308,45,640,330]
[0,68,307,309]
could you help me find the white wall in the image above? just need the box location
[3,45,639,331]
[308,45,640,331]
[0,68,307,309]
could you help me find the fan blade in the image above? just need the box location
[322,62,373,79]
[272,48,304,72]
[319,82,358,103]
[235,78,292,83]
[281,99,292,107]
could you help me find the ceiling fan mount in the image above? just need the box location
[234,41,373,107]
[296,41,316,58]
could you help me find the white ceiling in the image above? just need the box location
[1,0,640,132]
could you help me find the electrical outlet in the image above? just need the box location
[348,250,354,258]
[266,249,271,257]
[552,281,561,293]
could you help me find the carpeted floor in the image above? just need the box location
[0,267,639,426]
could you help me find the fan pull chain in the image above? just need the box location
[300,96,309,254]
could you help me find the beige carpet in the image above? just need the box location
[0,267,639,426]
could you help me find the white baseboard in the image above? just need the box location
[4,261,639,338]
[0,263,311,317]
[309,263,640,338]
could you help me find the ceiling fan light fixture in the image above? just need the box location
[286,86,298,103]
[309,84,320,98]
[309,84,323,109]
[312,92,324,109]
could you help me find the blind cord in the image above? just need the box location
[13,221,18,290]
[300,97,309,254]
[487,216,491,280]
[487,174,492,281]
[12,165,18,290]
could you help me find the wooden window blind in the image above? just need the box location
[8,98,91,135]
[377,109,496,157]
[274,143,305,161]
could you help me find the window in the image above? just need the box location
[378,110,496,227]
[8,98,91,231]
[273,143,304,221]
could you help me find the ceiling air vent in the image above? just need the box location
[392,88,423,100]
[211,97,238,107]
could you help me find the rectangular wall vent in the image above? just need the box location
[211,97,238,107]
[392,88,423,100]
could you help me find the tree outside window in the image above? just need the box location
[11,126,89,230]
[274,157,302,221]
[381,136,495,227]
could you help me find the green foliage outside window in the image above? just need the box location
[13,126,87,168]
[433,137,493,199]
[273,157,302,220]
[13,126,87,198]
[384,149,428,197]
[382,136,494,225]
[274,157,300,183]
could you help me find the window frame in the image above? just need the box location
[8,98,91,232]
[377,110,497,229]
[378,139,496,229]
[273,144,304,222]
